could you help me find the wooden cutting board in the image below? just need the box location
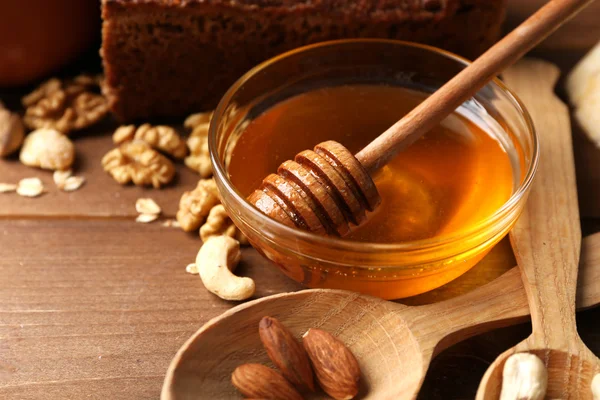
[0,3,599,399]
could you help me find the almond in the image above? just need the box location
[259,316,315,392]
[231,363,303,400]
[302,328,361,400]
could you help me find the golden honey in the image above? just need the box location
[228,84,514,244]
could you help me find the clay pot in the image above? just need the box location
[0,0,100,87]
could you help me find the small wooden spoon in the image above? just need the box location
[475,61,600,397]
[246,0,595,236]
[161,233,600,400]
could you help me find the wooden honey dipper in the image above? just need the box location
[248,0,594,237]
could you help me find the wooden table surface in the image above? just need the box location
[1,2,600,399]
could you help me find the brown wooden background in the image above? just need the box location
[1,1,600,399]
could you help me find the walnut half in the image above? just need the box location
[113,124,188,159]
[184,111,213,178]
[176,178,220,232]
[200,204,248,245]
[101,140,175,188]
[22,75,108,134]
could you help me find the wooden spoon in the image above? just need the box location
[246,0,595,236]
[475,61,600,398]
[161,232,600,400]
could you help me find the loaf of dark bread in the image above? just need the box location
[101,0,507,121]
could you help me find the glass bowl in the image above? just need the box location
[209,39,538,299]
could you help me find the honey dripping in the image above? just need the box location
[228,85,513,243]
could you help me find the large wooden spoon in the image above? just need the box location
[246,0,594,236]
[161,232,600,400]
[475,60,600,398]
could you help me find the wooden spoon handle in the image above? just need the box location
[355,0,595,174]
[406,231,600,357]
[506,60,582,347]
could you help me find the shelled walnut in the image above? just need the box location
[183,111,213,178]
[21,74,108,134]
[113,124,187,159]
[200,204,248,245]
[176,178,220,232]
[101,140,175,188]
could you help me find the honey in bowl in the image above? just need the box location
[212,39,535,299]
[228,84,514,244]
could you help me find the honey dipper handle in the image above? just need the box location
[355,0,594,174]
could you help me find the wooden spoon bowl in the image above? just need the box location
[477,346,600,398]
[161,232,600,400]
[475,58,600,399]
[164,291,420,399]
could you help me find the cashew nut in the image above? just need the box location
[196,235,255,301]
[500,353,547,400]
[592,373,600,400]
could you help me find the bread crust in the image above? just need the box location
[101,0,507,121]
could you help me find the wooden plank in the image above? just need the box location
[0,219,301,398]
[0,219,596,399]
[0,377,163,400]
[0,3,598,399]
[0,123,200,218]
[0,219,519,398]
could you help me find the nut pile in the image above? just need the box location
[177,178,220,231]
[0,75,104,198]
[102,140,175,188]
[180,179,252,301]
[102,111,215,188]
[5,78,253,303]
[232,316,361,400]
[177,178,248,245]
